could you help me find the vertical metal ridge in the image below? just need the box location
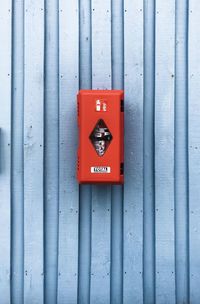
[110,190,123,304]
[78,187,92,304]
[110,0,124,302]
[123,0,144,302]
[154,1,176,303]
[188,1,200,302]
[24,0,44,301]
[175,0,190,302]
[44,0,59,302]
[11,0,24,302]
[111,0,124,89]
[79,0,92,90]
[143,0,155,303]
[57,0,79,301]
[78,0,92,302]
[0,0,12,301]
[56,0,60,300]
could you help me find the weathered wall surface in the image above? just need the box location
[0,0,199,303]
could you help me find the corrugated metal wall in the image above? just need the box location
[0,0,199,303]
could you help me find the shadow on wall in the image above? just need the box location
[125,101,142,188]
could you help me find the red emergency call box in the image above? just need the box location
[77,90,124,184]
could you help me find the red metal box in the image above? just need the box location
[77,90,124,184]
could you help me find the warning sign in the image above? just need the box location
[95,100,107,112]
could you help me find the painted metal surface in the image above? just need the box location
[0,0,199,303]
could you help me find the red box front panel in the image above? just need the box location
[77,90,124,184]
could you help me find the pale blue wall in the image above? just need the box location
[0,0,199,303]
